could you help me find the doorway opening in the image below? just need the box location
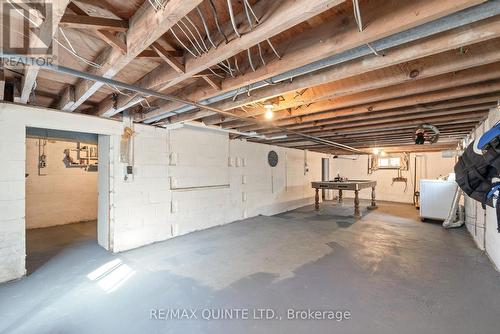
[25,128,109,274]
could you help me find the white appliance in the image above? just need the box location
[420,179,458,220]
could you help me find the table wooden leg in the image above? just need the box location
[368,186,378,210]
[354,190,360,219]
[315,188,320,210]
[338,189,343,203]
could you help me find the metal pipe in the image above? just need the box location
[321,157,329,200]
[227,0,241,38]
[208,0,228,43]
[0,53,363,153]
[144,1,500,123]
[196,7,217,49]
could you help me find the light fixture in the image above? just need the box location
[265,110,274,120]
[380,151,387,157]
[263,102,274,110]
[373,148,379,155]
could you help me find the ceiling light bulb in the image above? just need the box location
[264,103,274,110]
[265,110,274,120]
[373,148,379,155]
[380,151,387,157]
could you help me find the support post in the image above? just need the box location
[368,186,378,210]
[315,188,320,210]
[338,189,343,203]
[354,190,360,219]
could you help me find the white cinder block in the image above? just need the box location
[169,152,178,166]
[171,200,178,213]
[170,177,177,189]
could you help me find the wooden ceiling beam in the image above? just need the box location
[266,108,489,137]
[59,14,128,31]
[202,76,222,91]
[265,114,486,143]
[291,143,459,154]
[67,2,127,54]
[137,50,183,59]
[240,96,499,133]
[97,0,347,117]
[63,0,204,112]
[213,38,500,126]
[58,85,76,111]
[232,76,500,133]
[151,42,185,74]
[272,127,476,147]
[227,61,500,130]
[19,0,71,104]
[265,103,495,133]
[141,0,488,124]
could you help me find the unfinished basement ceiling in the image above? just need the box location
[2,0,500,153]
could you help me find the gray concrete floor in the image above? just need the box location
[1,201,499,334]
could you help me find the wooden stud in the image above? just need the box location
[58,85,76,111]
[59,14,128,32]
[67,0,203,112]
[151,42,185,74]
[202,75,222,91]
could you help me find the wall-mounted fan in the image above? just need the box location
[413,124,440,145]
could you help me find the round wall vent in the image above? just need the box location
[268,150,278,167]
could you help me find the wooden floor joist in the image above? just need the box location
[5,0,497,154]
[96,0,347,117]
[66,0,204,113]
[19,0,71,104]
[208,37,500,127]
[139,0,488,124]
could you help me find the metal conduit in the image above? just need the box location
[143,0,500,123]
[227,0,241,38]
[197,7,217,49]
[0,53,364,154]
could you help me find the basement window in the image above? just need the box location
[377,156,401,169]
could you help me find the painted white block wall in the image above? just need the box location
[332,152,455,203]
[0,103,327,282]
[25,138,98,228]
[471,108,500,270]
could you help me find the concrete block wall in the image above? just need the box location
[0,118,26,283]
[25,139,98,228]
[0,103,327,282]
[111,125,172,252]
[332,152,455,203]
[0,103,123,283]
[465,107,500,269]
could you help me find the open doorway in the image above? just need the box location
[24,128,107,274]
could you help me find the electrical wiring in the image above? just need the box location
[169,27,198,58]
